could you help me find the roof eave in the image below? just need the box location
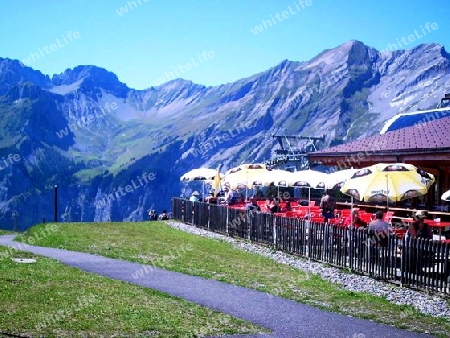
[308,147,450,158]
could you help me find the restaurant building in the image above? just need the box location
[307,114,450,211]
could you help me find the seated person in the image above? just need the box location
[204,190,217,203]
[270,197,282,214]
[189,191,200,202]
[224,187,235,205]
[350,208,367,229]
[246,197,261,212]
[255,187,264,198]
[368,210,393,247]
[407,210,433,240]
[158,210,169,220]
[405,210,434,273]
[148,209,158,221]
[264,198,272,211]
[284,201,292,212]
[368,211,392,232]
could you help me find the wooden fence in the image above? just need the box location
[172,198,450,294]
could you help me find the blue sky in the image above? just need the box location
[1,0,449,89]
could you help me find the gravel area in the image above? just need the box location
[167,221,450,319]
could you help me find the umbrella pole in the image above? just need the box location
[350,196,353,226]
[246,172,248,201]
[308,187,311,218]
[386,174,389,211]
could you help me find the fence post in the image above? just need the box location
[306,220,311,259]
[207,204,210,229]
[400,236,406,287]
[247,210,251,241]
[181,199,185,223]
[348,227,353,271]
[272,216,276,247]
[226,207,229,236]
[13,211,18,232]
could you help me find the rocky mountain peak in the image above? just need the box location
[0,57,51,95]
[52,65,129,98]
[157,78,205,91]
[4,81,46,102]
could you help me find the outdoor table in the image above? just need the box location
[428,211,450,219]
[425,220,450,240]
[391,216,414,226]
[424,220,450,227]
[229,205,246,210]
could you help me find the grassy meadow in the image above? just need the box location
[0,221,449,336]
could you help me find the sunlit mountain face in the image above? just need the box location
[1,40,449,229]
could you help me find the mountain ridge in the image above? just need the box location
[0,40,449,229]
[3,41,447,89]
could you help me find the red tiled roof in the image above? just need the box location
[309,116,450,157]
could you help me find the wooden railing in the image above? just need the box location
[171,198,450,294]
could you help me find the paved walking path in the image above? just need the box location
[0,235,431,337]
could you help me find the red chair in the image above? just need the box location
[328,218,344,226]
[360,213,373,223]
[295,210,307,218]
[285,211,297,218]
[383,211,394,224]
[338,209,352,218]
[392,228,407,239]
[310,217,325,223]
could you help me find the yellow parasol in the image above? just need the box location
[223,163,270,190]
[212,166,222,197]
[340,163,435,208]
[324,168,359,190]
